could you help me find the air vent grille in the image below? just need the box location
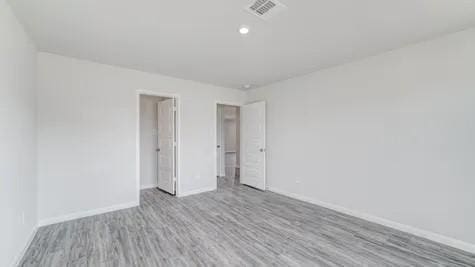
[245,0,287,20]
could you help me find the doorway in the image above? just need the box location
[139,94,178,195]
[216,104,240,188]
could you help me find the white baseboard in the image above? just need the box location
[179,187,216,197]
[13,225,38,267]
[141,184,158,190]
[267,187,475,254]
[38,201,139,227]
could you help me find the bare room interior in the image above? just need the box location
[1,0,475,266]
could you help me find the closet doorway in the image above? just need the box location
[139,94,178,195]
[216,104,240,188]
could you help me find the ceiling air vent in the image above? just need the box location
[245,0,287,20]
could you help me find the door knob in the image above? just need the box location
[260,148,265,152]
[217,145,221,148]
[156,148,161,152]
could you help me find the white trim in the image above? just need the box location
[12,226,38,267]
[38,201,139,227]
[137,90,181,199]
[268,187,475,254]
[179,187,216,197]
[141,184,158,190]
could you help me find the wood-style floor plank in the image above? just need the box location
[19,177,475,266]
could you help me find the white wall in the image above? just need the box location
[139,95,165,189]
[37,53,246,223]
[248,28,475,247]
[0,1,38,266]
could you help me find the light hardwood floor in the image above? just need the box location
[20,177,475,266]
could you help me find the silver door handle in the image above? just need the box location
[156,148,160,152]
[260,148,266,152]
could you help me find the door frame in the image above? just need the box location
[214,101,242,190]
[136,90,181,201]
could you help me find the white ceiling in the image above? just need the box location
[8,0,475,89]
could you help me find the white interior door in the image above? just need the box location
[157,99,176,194]
[240,101,266,190]
[216,105,225,177]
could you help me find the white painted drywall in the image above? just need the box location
[0,1,38,266]
[8,0,475,88]
[37,53,246,222]
[140,95,165,189]
[247,28,475,245]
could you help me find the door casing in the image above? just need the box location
[137,90,180,200]
[214,101,244,190]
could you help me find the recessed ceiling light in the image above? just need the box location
[243,84,251,89]
[239,26,250,35]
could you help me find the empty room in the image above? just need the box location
[1,0,474,266]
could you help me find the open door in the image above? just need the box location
[216,105,226,177]
[157,98,176,195]
[240,101,266,190]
